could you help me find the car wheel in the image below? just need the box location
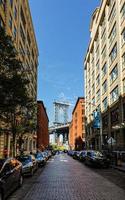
[18,175,23,187]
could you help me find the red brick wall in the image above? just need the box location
[37,101,49,151]
[69,98,85,150]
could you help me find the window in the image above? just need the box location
[92,98,95,107]
[96,75,100,86]
[101,30,106,46]
[110,86,119,103]
[102,80,107,94]
[122,53,125,70]
[20,7,26,28]
[109,23,116,46]
[121,3,125,22]
[20,25,25,43]
[0,0,5,11]
[102,63,107,78]
[92,84,95,94]
[14,6,17,20]
[102,115,108,128]
[27,32,31,46]
[96,60,99,71]
[13,26,16,40]
[111,107,119,124]
[109,43,117,65]
[101,45,106,61]
[121,28,125,46]
[0,16,4,28]
[109,4,116,27]
[9,15,12,29]
[110,65,118,84]
[102,97,108,110]
[9,0,13,7]
[96,89,100,102]
[123,79,125,93]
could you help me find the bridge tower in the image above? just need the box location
[53,101,70,125]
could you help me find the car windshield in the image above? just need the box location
[17,156,31,165]
[35,153,42,158]
[0,159,5,170]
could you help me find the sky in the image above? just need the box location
[29,0,100,124]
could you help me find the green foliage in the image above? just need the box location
[0,27,36,156]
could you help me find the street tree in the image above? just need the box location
[0,27,33,156]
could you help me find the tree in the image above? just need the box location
[0,27,33,156]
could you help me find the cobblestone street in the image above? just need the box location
[9,154,125,200]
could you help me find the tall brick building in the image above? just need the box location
[69,97,85,150]
[37,101,49,151]
[0,0,38,157]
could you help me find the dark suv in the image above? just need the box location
[85,150,110,168]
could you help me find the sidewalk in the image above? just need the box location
[112,162,125,173]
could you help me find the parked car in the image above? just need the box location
[0,158,23,200]
[67,150,74,156]
[73,151,80,159]
[34,152,45,167]
[85,150,110,168]
[79,151,87,162]
[17,155,38,176]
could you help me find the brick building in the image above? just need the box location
[37,101,49,151]
[0,0,38,157]
[69,97,85,150]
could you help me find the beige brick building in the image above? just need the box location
[0,0,38,157]
[84,0,125,151]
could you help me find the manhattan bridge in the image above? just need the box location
[49,100,71,148]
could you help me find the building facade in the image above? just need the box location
[84,0,125,151]
[0,0,38,157]
[37,101,49,151]
[69,97,85,150]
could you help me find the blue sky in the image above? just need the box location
[29,0,100,123]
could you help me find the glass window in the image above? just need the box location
[0,0,5,10]
[0,16,4,28]
[9,15,12,29]
[20,25,25,42]
[122,53,125,70]
[109,23,116,46]
[101,45,106,61]
[96,75,100,86]
[14,6,17,20]
[123,79,125,93]
[96,60,99,71]
[102,97,108,110]
[13,26,16,40]
[110,86,119,103]
[102,80,107,94]
[121,28,125,46]
[20,7,26,28]
[9,0,13,7]
[92,84,95,94]
[121,3,125,22]
[102,63,107,78]
[110,65,118,84]
[111,107,119,124]
[109,43,117,65]
[96,89,100,102]
[109,4,116,27]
